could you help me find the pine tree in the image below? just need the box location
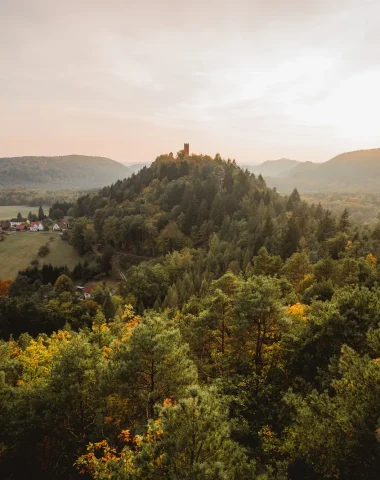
[338,208,350,233]
[103,292,116,320]
[287,188,301,211]
[38,205,45,220]
[114,313,197,420]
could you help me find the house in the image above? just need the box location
[1,222,10,230]
[16,224,27,231]
[30,221,44,232]
[10,218,24,228]
[52,221,68,231]
[83,284,95,299]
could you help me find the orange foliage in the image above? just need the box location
[118,429,131,442]
[0,279,12,297]
[366,253,377,265]
[84,299,99,315]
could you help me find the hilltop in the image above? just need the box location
[0,155,131,189]
[251,148,380,193]
[71,151,339,281]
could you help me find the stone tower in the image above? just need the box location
[184,143,190,156]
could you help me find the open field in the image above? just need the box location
[0,205,50,221]
[0,232,81,279]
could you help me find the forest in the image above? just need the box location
[0,188,93,208]
[2,151,380,479]
[0,155,130,189]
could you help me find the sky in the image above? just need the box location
[1,0,380,164]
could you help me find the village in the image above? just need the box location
[0,217,68,239]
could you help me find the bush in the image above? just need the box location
[38,244,50,257]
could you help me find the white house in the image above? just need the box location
[9,218,23,228]
[30,221,44,232]
[53,221,68,231]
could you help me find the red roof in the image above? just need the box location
[30,221,42,228]
[83,284,95,294]
[16,224,26,231]
[1,222,10,229]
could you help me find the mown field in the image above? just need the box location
[0,232,81,279]
[0,205,50,221]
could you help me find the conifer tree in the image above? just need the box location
[38,205,45,220]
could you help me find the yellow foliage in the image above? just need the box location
[366,253,377,265]
[103,346,112,359]
[18,330,71,383]
[287,302,308,322]
[122,304,135,321]
[118,429,131,442]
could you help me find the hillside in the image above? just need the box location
[0,155,131,189]
[70,151,345,289]
[256,148,380,193]
[246,158,301,177]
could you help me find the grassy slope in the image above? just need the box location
[0,232,81,279]
[0,205,50,221]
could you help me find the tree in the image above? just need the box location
[103,293,116,320]
[284,251,312,292]
[71,218,93,254]
[0,279,11,297]
[338,208,350,233]
[17,212,22,221]
[38,243,50,257]
[252,247,283,277]
[54,274,75,295]
[114,313,197,420]
[284,344,380,479]
[77,386,253,480]
[50,208,64,220]
[287,188,301,211]
[38,206,45,220]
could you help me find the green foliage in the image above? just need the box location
[54,274,75,295]
[4,151,380,479]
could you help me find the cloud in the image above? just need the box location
[1,0,380,163]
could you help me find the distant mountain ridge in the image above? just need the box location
[0,155,131,189]
[123,162,152,175]
[245,158,301,177]
[248,149,380,193]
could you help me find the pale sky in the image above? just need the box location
[1,0,380,164]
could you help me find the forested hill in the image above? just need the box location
[72,152,306,260]
[0,155,131,189]
[71,151,359,300]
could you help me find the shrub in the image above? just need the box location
[38,244,50,257]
